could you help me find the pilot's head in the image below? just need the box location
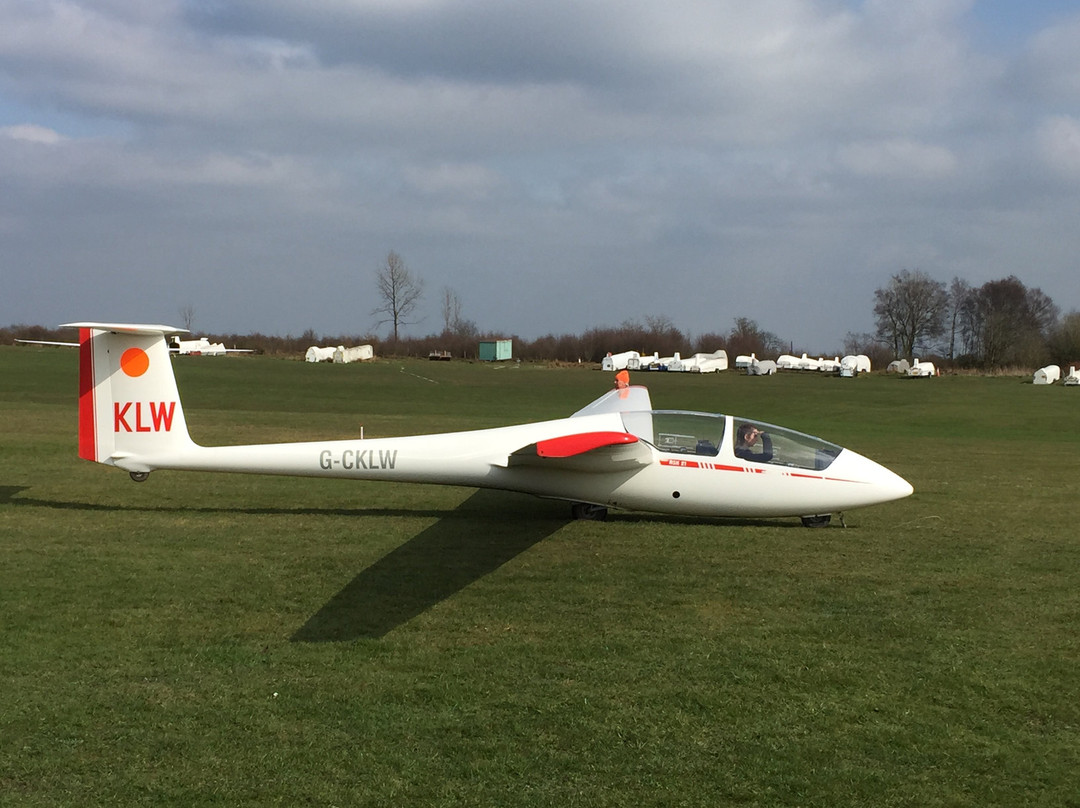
[737,423,761,446]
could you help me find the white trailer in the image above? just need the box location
[839,355,872,377]
[171,336,227,356]
[628,352,659,370]
[776,354,798,370]
[333,345,375,364]
[689,350,729,373]
[1033,365,1061,385]
[908,359,937,377]
[602,351,640,372]
[305,346,339,363]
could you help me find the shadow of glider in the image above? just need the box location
[291,489,569,641]
[2,485,566,641]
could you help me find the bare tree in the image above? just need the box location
[178,304,196,331]
[438,286,478,341]
[440,287,462,335]
[1047,311,1080,366]
[969,276,1058,367]
[642,315,686,357]
[873,269,949,360]
[842,331,893,370]
[946,277,973,360]
[727,317,785,358]
[372,251,424,341]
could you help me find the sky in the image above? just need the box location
[2,0,1079,352]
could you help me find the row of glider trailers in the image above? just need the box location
[601,350,731,373]
[604,349,1080,385]
[601,350,877,377]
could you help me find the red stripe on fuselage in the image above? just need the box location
[660,459,762,473]
[77,328,96,461]
[660,459,864,484]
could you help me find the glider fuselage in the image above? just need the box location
[66,322,913,520]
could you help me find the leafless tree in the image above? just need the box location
[178,304,196,331]
[945,277,973,360]
[441,287,462,335]
[969,276,1058,367]
[873,269,949,360]
[438,286,478,344]
[842,331,893,370]
[1047,311,1080,366]
[727,317,785,358]
[372,251,424,341]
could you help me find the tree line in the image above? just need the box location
[6,253,1076,370]
[871,269,1079,369]
[0,316,784,365]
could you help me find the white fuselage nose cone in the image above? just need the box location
[826,449,914,508]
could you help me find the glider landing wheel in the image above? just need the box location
[800,514,831,528]
[571,503,608,521]
[129,471,150,483]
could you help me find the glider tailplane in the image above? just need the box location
[64,322,195,471]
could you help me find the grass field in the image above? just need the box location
[2,346,1079,807]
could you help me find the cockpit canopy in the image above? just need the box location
[620,410,842,471]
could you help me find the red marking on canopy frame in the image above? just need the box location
[536,432,639,458]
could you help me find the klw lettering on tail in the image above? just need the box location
[115,401,176,433]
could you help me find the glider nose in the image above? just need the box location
[832,450,914,506]
[877,465,914,502]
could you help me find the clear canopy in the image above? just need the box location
[620,410,842,471]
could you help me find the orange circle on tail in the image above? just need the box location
[121,347,150,377]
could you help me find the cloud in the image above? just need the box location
[838,139,959,180]
[1036,116,1080,177]
[1,0,1078,348]
[1023,12,1080,103]
[0,123,65,144]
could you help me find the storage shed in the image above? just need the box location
[479,339,513,361]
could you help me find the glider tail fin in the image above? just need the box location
[64,322,195,471]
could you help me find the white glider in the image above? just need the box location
[64,322,913,526]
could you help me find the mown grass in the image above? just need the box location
[2,346,1078,806]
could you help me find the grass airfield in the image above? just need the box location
[2,345,1078,807]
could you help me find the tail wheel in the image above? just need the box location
[129,471,150,483]
[571,503,608,521]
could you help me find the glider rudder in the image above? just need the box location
[63,322,194,470]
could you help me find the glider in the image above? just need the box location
[63,322,913,526]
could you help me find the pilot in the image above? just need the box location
[735,423,773,463]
